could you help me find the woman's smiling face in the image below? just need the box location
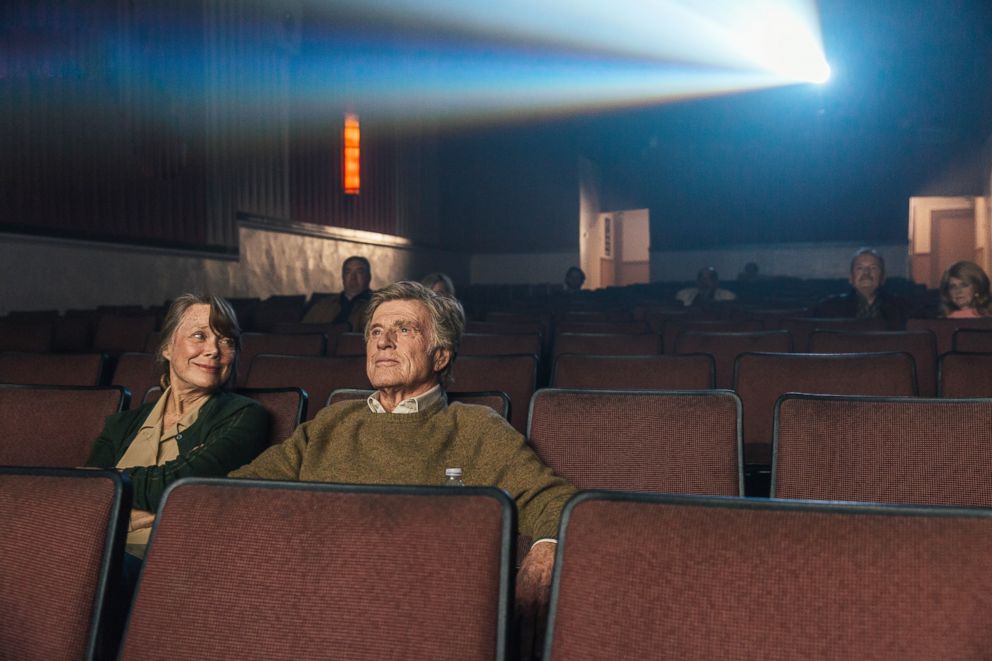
[162,303,236,396]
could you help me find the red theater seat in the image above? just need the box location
[528,389,742,495]
[773,394,992,506]
[121,480,514,660]
[545,493,992,659]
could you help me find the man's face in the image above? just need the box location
[342,259,371,298]
[366,299,450,395]
[849,254,884,300]
[697,270,718,291]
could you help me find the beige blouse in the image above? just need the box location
[117,387,205,555]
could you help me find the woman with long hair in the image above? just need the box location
[939,261,992,318]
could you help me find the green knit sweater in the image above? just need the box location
[230,396,575,540]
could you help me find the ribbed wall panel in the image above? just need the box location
[289,116,439,242]
[2,0,438,250]
[203,0,293,247]
[2,0,215,248]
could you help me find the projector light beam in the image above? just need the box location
[291,0,831,125]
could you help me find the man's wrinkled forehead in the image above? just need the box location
[342,258,370,275]
[851,254,883,273]
[371,298,430,326]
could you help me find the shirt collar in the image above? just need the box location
[139,386,172,431]
[368,384,444,414]
[141,386,206,435]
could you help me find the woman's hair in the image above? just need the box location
[157,293,241,389]
[939,261,992,317]
[364,281,465,387]
[420,272,456,298]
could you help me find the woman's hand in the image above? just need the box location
[129,509,156,532]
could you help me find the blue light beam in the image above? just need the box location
[293,0,831,124]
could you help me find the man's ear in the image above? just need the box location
[433,347,452,374]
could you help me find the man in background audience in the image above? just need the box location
[814,247,908,329]
[302,255,373,330]
[232,281,574,627]
[676,266,737,308]
[737,261,762,281]
[564,266,586,293]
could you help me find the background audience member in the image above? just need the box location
[564,266,586,292]
[421,272,456,298]
[303,255,374,329]
[940,260,992,318]
[737,261,761,281]
[87,293,269,559]
[813,247,908,329]
[676,267,737,307]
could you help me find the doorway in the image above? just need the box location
[592,209,650,289]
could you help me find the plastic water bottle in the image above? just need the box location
[444,467,464,486]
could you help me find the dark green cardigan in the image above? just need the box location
[87,390,269,511]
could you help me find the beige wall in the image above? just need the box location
[907,196,985,286]
[0,222,467,314]
[0,225,918,314]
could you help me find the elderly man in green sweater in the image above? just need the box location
[230,280,575,619]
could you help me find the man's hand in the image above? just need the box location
[516,541,557,660]
[129,509,156,532]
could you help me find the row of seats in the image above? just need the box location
[6,323,992,393]
[0,313,161,354]
[470,312,992,351]
[0,350,533,430]
[2,382,991,505]
[5,303,991,356]
[5,469,990,659]
[0,384,303,468]
[3,344,990,439]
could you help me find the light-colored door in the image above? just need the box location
[615,209,650,286]
[930,209,976,288]
[589,209,651,289]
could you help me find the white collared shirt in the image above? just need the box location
[367,384,445,414]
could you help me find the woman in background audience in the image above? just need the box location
[421,272,456,298]
[87,294,269,561]
[939,261,992,318]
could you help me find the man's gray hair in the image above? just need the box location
[850,247,885,275]
[364,281,465,386]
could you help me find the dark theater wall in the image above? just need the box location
[2,0,444,254]
[438,122,580,254]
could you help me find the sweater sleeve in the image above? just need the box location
[126,401,269,511]
[228,416,310,480]
[482,415,576,541]
[85,409,142,468]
